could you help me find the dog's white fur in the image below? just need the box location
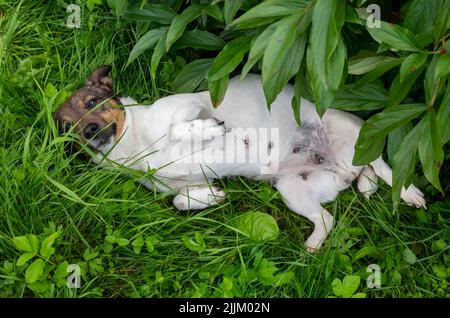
[94,74,426,251]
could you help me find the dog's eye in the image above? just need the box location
[86,98,98,109]
[314,154,325,164]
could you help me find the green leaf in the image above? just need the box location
[291,71,303,126]
[107,0,128,17]
[25,259,45,284]
[127,27,168,67]
[123,4,176,24]
[117,238,130,247]
[434,53,450,80]
[12,235,39,253]
[387,124,412,164]
[208,37,250,81]
[399,53,427,82]
[356,104,426,151]
[150,29,168,80]
[132,236,144,254]
[341,275,361,298]
[16,252,35,267]
[392,118,424,210]
[145,236,159,253]
[437,80,450,143]
[332,83,389,111]
[40,231,60,259]
[105,235,116,243]
[182,232,206,253]
[418,110,443,192]
[389,68,424,106]
[366,20,425,53]
[202,4,223,23]
[403,0,443,34]
[172,30,226,51]
[354,104,426,165]
[353,246,385,261]
[355,58,402,88]
[166,4,203,51]
[229,0,307,29]
[172,58,213,93]
[433,1,450,42]
[310,0,345,85]
[241,20,281,80]
[232,212,279,242]
[348,56,399,75]
[262,14,307,108]
[403,248,417,264]
[208,74,229,107]
[224,0,243,26]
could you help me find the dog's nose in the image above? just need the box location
[83,123,100,139]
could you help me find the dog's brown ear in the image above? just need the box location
[86,65,113,92]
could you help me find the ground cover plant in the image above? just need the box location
[0,0,449,298]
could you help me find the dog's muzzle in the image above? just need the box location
[83,122,116,150]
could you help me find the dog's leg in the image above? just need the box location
[357,166,378,199]
[275,175,334,252]
[370,157,426,208]
[173,186,226,210]
[171,106,225,141]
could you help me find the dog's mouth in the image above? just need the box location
[85,122,117,151]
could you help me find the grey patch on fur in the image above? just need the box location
[299,171,311,180]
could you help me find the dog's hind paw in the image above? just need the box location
[401,184,427,209]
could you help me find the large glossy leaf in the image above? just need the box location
[172,30,226,51]
[418,110,444,192]
[399,53,427,82]
[434,53,450,80]
[224,0,243,26]
[262,14,306,108]
[392,119,424,210]
[150,30,168,79]
[123,4,176,24]
[229,0,307,29]
[126,27,168,67]
[367,21,425,53]
[332,83,389,111]
[353,138,386,167]
[310,0,345,85]
[355,58,401,88]
[357,104,426,149]
[208,75,229,107]
[165,4,203,51]
[208,37,250,81]
[403,0,443,34]
[389,68,424,106]
[437,80,450,143]
[387,124,411,164]
[241,20,282,80]
[348,56,399,75]
[172,58,213,93]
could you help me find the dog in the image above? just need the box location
[54,65,426,252]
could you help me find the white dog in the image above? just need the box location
[54,66,426,251]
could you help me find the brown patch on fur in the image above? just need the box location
[54,65,124,150]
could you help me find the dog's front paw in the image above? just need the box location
[401,184,426,209]
[171,118,226,141]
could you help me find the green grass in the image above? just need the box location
[0,1,449,298]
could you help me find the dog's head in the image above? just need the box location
[54,65,125,151]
